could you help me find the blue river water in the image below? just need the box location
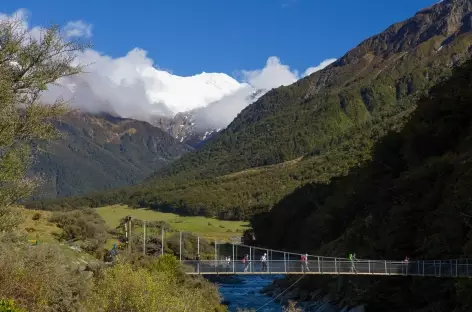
[217,275,284,311]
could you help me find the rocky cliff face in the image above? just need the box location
[305,0,472,97]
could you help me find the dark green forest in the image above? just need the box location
[30,112,191,199]
[249,54,472,312]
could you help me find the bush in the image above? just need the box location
[32,212,41,221]
[0,299,25,312]
[87,257,226,312]
[0,243,91,312]
[49,209,108,253]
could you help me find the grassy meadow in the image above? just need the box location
[96,205,249,242]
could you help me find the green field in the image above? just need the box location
[96,205,249,241]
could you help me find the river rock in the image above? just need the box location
[299,290,310,301]
[310,289,322,300]
[261,282,277,293]
[315,302,337,312]
[348,305,365,312]
[306,302,322,311]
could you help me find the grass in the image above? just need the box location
[17,207,96,262]
[19,209,61,243]
[96,205,249,241]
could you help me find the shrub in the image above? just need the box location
[0,299,25,312]
[49,209,108,253]
[87,258,226,312]
[32,212,41,221]
[0,243,91,312]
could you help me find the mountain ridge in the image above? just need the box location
[30,111,192,199]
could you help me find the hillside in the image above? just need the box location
[31,0,472,220]
[30,111,192,199]
[154,0,472,179]
[250,54,472,311]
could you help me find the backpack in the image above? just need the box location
[242,257,246,264]
[301,255,306,261]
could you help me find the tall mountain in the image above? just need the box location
[31,0,472,220]
[30,111,192,199]
[249,45,472,312]
[153,0,472,179]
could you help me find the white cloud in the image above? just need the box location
[3,9,337,131]
[241,56,299,90]
[303,58,337,77]
[64,20,92,38]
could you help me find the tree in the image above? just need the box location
[0,18,87,228]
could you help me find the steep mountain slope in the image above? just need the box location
[248,46,472,312]
[154,0,472,179]
[30,0,472,219]
[30,111,192,199]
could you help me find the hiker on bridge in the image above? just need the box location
[195,253,201,273]
[261,253,268,272]
[226,256,231,271]
[242,254,249,272]
[301,253,310,272]
[349,253,358,273]
[404,256,409,274]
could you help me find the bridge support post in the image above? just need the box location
[232,244,235,273]
[456,259,458,277]
[284,252,287,273]
[143,221,146,256]
[318,256,321,274]
[214,240,217,273]
[179,231,182,263]
[249,246,252,273]
[267,249,270,273]
[384,260,387,274]
[335,258,337,274]
[197,237,200,255]
[161,227,164,256]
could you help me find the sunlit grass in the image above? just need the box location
[96,205,249,241]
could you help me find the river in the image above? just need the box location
[217,275,284,311]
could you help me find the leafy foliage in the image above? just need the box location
[86,256,226,312]
[0,299,25,312]
[0,243,91,312]
[49,209,109,253]
[0,19,87,209]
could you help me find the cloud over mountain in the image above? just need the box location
[3,8,336,130]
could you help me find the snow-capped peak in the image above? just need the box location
[140,68,244,113]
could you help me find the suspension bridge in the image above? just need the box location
[119,222,472,278]
[180,242,472,278]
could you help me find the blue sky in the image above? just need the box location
[1,0,435,76]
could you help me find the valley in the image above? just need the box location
[5,0,472,311]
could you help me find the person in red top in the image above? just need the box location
[301,254,309,272]
[242,254,249,272]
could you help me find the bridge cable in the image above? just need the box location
[255,273,306,312]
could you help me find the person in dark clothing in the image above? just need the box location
[196,253,201,273]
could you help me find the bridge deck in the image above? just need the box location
[182,259,472,278]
